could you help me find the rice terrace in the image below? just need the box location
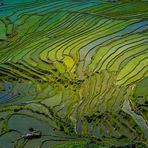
[0,0,148,147]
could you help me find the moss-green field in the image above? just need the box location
[0,0,147,147]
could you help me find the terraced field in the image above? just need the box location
[0,0,148,147]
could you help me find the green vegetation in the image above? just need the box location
[0,0,147,147]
